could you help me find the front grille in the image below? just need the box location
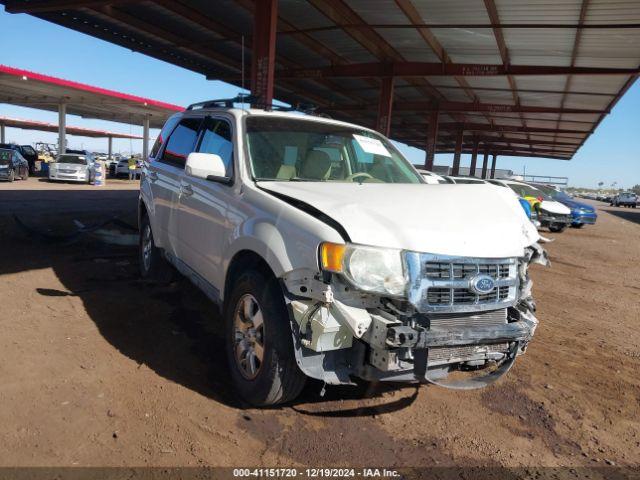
[406,253,519,313]
[428,343,509,366]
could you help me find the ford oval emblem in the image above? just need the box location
[470,275,496,295]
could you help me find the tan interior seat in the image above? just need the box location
[276,164,296,180]
[299,150,332,180]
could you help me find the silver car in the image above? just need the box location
[49,154,95,183]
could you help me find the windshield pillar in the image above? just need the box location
[481,147,489,179]
[452,129,463,176]
[469,139,479,177]
[490,154,498,179]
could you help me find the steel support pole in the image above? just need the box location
[424,109,439,170]
[481,148,489,179]
[469,139,479,177]
[375,77,394,137]
[0,122,5,143]
[251,0,278,108]
[142,115,150,160]
[452,129,463,176]
[108,135,113,160]
[490,154,497,179]
[58,101,66,155]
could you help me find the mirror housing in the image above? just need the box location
[185,152,230,183]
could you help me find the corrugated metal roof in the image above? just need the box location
[2,0,638,160]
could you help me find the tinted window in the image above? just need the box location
[197,118,233,176]
[21,146,36,156]
[151,116,180,160]
[160,118,202,168]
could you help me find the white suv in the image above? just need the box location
[139,99,547,406]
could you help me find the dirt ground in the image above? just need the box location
[0,177,638,473]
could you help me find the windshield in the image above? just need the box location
[507,183,551,200]
[56,155,87,165]
[245,116,422,184]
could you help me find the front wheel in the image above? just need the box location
[7,169,15,182]
[571,223,584,229]
[139,214,173,283]
[225,270,306,406]
[549,223,566,233]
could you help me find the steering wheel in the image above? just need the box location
[345,172,374,182]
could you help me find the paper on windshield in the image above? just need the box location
[353,134,391,157]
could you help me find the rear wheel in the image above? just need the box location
[21,168,28,180]
[139,214,173,283]
[225,269,306,406]
[571,223,584,229]
[7,169,15,182]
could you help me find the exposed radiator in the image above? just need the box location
[427,308,507,329]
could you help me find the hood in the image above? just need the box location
[558,198,594,212]
[55,162,87,169]
[259,182,540,258]
[540,200,571,215]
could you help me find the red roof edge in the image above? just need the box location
[0,64,184,112]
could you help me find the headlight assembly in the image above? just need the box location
[320,242,407,296]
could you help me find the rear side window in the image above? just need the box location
[197,118,234,176]
[160,118,202,168]
[150,116,180,160]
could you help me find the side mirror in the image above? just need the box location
[185,152,230,183]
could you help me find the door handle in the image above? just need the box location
[147,171,158,182]
[180,183,194,196]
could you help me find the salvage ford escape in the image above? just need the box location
[139,99,548,406]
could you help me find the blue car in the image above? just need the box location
[532,184,597,228]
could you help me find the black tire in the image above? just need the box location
[22,168,29,181]
[571,223,584,229]
[139,214,173,283]
[7,169,15,182]
[225,269,306,406]
[549,223,566,233]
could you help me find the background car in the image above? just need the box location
[415,168,450,184]
[48,153,95,183]
[489,179,571,232]
[532,184,597,228]
[0,147,29,182]
[611,192,638,208]
[114,157,142,177]
[0,143,38,174]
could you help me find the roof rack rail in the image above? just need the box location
[186,94,254,110]
[186,94,318,114]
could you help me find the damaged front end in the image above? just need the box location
[282,243,549,389]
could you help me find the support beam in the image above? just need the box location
[397,122,588,135]
[326,100,604,114]
[107,135,113,160]
[452,130,463,176]
[58,102,66,155]
[251,0,278,108]
[469,140,479,177]
[0,122,5,143]
[481,148,489,179]
[4,0,135,14]
[276,62,639,79]
[424,109,439,170]
[375,77,394,136]
[142,115,150,160]
[490,154,497,179]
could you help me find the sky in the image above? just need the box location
[0,6,638,188]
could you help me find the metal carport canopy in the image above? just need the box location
[0,116,143,139]
[0,63,183,157]
[3,0,638,171]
